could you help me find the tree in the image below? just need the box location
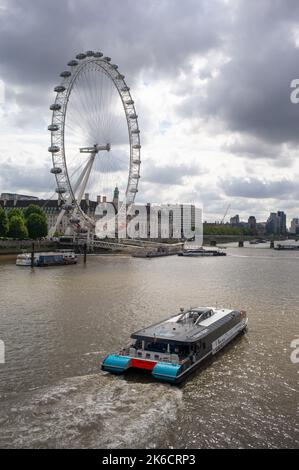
[26,213,48,239]
[23,204,46,221]
[8,215,28,239]
[0,208,9,237]
[7,208,24,220]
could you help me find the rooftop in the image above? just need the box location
[131,307,235,344]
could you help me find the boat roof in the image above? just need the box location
[131,307,237,345]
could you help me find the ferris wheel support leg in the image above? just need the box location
[75,153,96,209]
[49,156,96,238]
[49,208,66,238]
[72,156,96,196]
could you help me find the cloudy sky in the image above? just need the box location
[1,0,299,224]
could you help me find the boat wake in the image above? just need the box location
[0,373,183,449]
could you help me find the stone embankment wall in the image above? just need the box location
[0,239,57,255]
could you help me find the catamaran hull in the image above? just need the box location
[101,319,247,384]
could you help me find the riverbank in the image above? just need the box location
[0,239,57,255]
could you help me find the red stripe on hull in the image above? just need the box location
[131,359,157,370]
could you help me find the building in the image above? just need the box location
[0,193,98,235]
[248,216,257,234]
[277,211,287,234]
[127,203,196,240]
[230,214,240,226]
[290,218,299,234]
[266,211,287,235]
[0,193,38,203]
[0,191,196,241]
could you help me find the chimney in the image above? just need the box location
[97,195,101,204]
[102,196,107,203]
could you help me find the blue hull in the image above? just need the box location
[101,355,182,383]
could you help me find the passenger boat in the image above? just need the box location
[16,251,77,266]
[16,253,36,266]
[178,247,226,256]
[101,306,247,383]
[274,243,299,250]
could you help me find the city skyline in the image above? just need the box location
[2,191,299,234]
[1,1,299,223]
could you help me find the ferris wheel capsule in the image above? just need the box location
[55,186,67,194]
[133,144,141,149]
[62,203,73,211]
[54,85,66,93]
[50,103,61,111]
[94,52,103,58]
[76,53,86,60]
[60,71,71,78]
[103,56,111,62]
[48,124,59,131]
[48,145,60,153]
[129,113,138,119]
[70,217,80,224]
[67,60,78,67]
[50,167,62,174]
[85,50,95,57]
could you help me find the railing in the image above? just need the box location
[119,347,187,365]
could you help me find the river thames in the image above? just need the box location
[0,245,298,448]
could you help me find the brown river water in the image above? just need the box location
[0,245,298,448]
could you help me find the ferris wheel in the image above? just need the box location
[48,50,141,235]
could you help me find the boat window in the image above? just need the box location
[145,342,167,353]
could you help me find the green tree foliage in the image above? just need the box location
[8,215,28,239]
[203,224,250,236]
[7,208,24,220]
[23,204,46,221]
[26,213,48,239]
[0,208,9,237]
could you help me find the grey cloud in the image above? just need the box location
[178,0,299,147]
[223,137,282,160]
[222,177,297,199]
[0,161,52,194]
[143,162,203,185]
[0,0,226,88]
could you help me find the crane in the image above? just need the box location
[220,204,231,224]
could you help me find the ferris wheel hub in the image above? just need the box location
[79,143,111,154]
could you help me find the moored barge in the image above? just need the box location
[101,306,247,383]
[16,251,77,266]
[178,247,226,256]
